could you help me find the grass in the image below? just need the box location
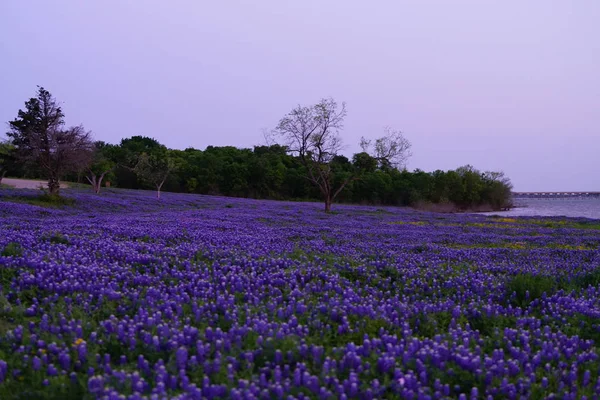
[506,218,600,231]
[1,242,22,257]
[450,241,598,250]
[3,193,76,208]
[481,217,600,232]
[572,268,600,288]
[386,220,429,226]
[41,233,70,245]
[410,311,518,338]
[506,274,558,307]
[137,235,153,243]
[0,265,20,292]
[507,268,600,307]
[572,221,600,230]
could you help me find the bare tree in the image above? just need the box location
[54,125,94,173]
[482,170,512,188]
[272,98,353,212]
[134,152,174,199]
[7,87,94,195]
[360,126,412,170]
[262,128,276,146]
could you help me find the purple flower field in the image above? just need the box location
[1,189,600,399]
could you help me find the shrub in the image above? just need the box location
[36,193,76,206]
[507,274,557,307]
[1,242,22,257]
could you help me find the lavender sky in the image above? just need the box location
[1,1,598,191]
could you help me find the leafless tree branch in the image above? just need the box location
[272,98,349,211]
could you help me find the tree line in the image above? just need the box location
[1,87,513,212]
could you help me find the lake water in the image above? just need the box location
[479,198,600,220]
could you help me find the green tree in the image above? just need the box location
[85,141,117,193]
[134,150,175,199]
[456,165,483,208]
[0,141,16,185]
[98,133,510,212]
[111,136,165,189]
[430,170,449,203]
[445,170,465,206]
[352,152,378,174]
[481,171,513,210]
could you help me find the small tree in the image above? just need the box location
[360,126,412,170]
[0,141,16,185]
[272,98,354,212]
[455,165,484,208]
[352,152,378,174]
[134,151,174,199]
[482,170,513,210]
[7,87,93,195]
[86,142,116,194]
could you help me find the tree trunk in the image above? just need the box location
[324,196,332,212]
[87,171,109,194]
[0,170,5,185]
[96,173,106,194]
[48,176,60,195]
[96,174,104,194]
[87,174,98,194]
[156,180,166,200]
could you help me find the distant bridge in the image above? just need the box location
[513,192,600,199]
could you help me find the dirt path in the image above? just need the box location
[1,178,69,189]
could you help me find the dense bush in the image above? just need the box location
[37,137,511,211]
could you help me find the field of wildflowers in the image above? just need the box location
[0,188,600,399]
